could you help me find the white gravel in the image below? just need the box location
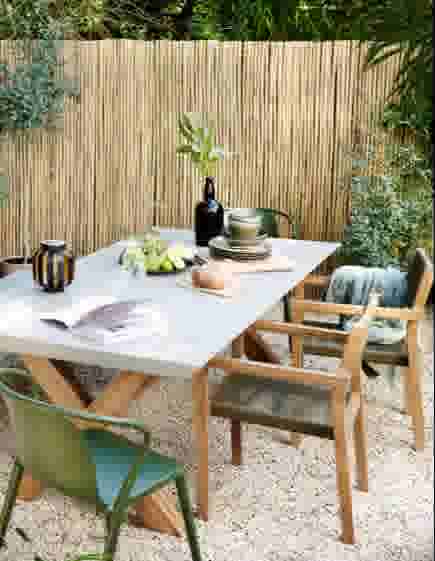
[0,307,433,561]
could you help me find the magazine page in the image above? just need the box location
[70,299,169,345]
[40,295,118,328]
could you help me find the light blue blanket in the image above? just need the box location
[325,266,408,344]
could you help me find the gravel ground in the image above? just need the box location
[0,307,432,561]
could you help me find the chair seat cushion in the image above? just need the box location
[211,373,350,439]
[301,321,409,366]
[83,429,181,511]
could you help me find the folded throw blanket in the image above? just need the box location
[325,266,408,345]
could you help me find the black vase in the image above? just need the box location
[32,240,75,292]
[194,177,224,247]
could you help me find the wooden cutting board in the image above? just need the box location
[208,254,295,274]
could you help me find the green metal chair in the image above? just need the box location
[0,368,202,561]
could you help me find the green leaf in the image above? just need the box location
[178,118,194,143]
[176,145,193,154]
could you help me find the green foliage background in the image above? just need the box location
[0,0,432,269]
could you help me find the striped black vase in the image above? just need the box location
[32,240,75,292]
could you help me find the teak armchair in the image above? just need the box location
[209,294,379,545]
[0,369,202,561]
[292,248,433,451]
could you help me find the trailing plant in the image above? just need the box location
[176,113,226,178]
[0,37,78,262]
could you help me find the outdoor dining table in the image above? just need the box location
[0,228,339,536]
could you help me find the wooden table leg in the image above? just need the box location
[192,368,209,521]
[244,328,281,364]
[291,282,305,369]
[131,489,183,536]
[288,282,305,447]
[18,355,183,537]
[230,335,244,465]
[17,473,44,501]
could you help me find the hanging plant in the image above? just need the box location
[0,37,79,271]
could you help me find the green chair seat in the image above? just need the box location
[84,429,180,510]
[211,373,351,440]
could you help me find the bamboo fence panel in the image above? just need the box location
[0,40,404,258]
[93,40,156,248]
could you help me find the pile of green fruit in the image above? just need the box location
[120,234,195,274]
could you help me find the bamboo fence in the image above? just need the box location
[0,40,402,257]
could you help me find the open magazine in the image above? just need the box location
[40,296,169,345]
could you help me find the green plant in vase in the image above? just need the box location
[176,113,226,246]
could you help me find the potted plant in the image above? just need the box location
[176,112,226,246]
[0,38,78,278]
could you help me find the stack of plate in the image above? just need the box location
[209,236,272,261]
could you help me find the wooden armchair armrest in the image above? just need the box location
[253,320,348,340]
[290,298,424,321]
[207,357,350,388]
[299,274,330,288]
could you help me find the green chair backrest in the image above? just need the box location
[0,369,98,504]
[255,208,294,239]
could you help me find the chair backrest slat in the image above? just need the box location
[256,208,293,239]
[407,248,433,308]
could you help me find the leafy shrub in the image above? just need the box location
[340,138,433,269]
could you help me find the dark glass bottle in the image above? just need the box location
[194,176,224,247]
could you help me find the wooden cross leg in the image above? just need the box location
[17,355,184,537]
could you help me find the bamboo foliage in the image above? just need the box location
[0,40,403,257]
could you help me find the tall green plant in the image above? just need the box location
[176,113,226,178]
[0,38,78,261]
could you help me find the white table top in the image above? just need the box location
[0,229,339,378]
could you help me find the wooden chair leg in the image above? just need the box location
[402,366,413,416]
[353,398,369,493]
[332,388,355,545]
[231,420,242,466]
[289,283,304,448]
[406,353,425,452]
[405,322,426,451]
